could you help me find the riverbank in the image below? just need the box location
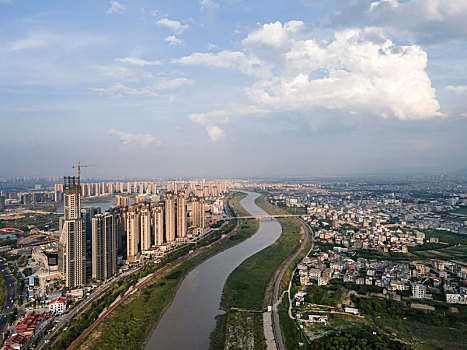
[63,192,258,350]
[210,195,304,350]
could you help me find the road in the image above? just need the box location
[271,219,311,350]
[37,271,127,350]
[0,264,17,339]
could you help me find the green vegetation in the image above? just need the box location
[282,206,307,215]
[369,316,466,350]
[279,298,307,350]
[353,249,410,262]
[0,273,7,314]
[0,212,60,232]
[328,278,383,295]
[452,206,467,216]
[423,229,467,246]
[210,314,228,350]
[0,239,17,247]
[309,327,412,350]
[81,195,113,204]
[54,193,259,350]
[17,255,28,267]
[24,202,61,212]
[354,296,467,328]
[8,307,17,325]
[223,312,266,350]
[352,295,467,349]
[410,229,467,264]
[304,284,345,307]
[7,264,24,302]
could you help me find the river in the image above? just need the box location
[145,191,282,350]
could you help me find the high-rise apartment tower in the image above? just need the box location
[59,176,86,288]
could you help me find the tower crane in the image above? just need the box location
[71,161,97,187]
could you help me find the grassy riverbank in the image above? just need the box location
[0,273,6,315]
[210,194,303,349]
[60,192,259,350]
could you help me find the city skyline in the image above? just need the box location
[1,0,466,177]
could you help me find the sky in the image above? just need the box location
[0,0,466,178]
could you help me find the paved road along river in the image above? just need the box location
[145,191,282,350]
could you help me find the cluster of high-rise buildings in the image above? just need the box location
[167,180,227,198]
[53,179,227,198]
[123,190,206,262]
[59,177,212,289]
[54,181,158,197]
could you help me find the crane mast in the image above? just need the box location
[71,161,96,213]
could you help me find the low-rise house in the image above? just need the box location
[48,297,67,315]
[308,315,328,323]
[4,334,28,350]
[344,307,359,315]
[308,268,321,280]
[318,277,328,286]
[411,283,427,299]
[392,280,409,291]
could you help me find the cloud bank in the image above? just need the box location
[178,21,443,139]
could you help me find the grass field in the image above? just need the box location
[452,206,467,216]
[59,192,259,350]
[0,212,60,232]
[411,229,467,265]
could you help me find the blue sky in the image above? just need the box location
[1,0,466,178]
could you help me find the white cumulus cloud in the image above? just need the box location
[109,128,160,148]
[90,83,158,98]
[332,0,467,45]
[165,35,183,45]
[104,66,153,82]
[107,1,125,15]
[153,77,193,90]
[115,57,162,66]
[156,18,189,34]
[206,125,225,141]
[445,85,467,95]
[189,110,228,142]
